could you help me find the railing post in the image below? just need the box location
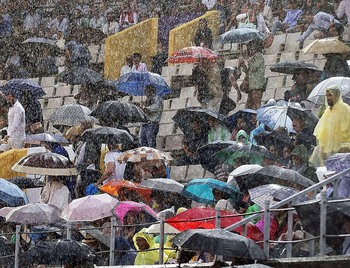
[109,217,116,266]
[215,207,221,229]
[319,191,327,256]
[66,222,72,240]
[308,239,315,257]
[14,225,20,268]
[286,205,293,258]
[263,200,271,259]
[159,214,165,264]
[243,223,247,237]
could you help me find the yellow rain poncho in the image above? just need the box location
[133,228,168,265]
[313,94,350,161]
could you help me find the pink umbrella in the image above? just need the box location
[61,193,118,222]
[112,201,158,223]
[0,207,13,218]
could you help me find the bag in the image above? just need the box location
[237,14,257,30]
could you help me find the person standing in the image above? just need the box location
[0,92,26,152]
[140,85,163,148]
[131,53,147,72]
[194,18,213,49]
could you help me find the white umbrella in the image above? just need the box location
[144,223,180,234]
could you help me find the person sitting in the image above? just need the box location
[290,145,317,182]
[120,55,133,76]
[119,2,138,30]
[291,116,316,155]
[271,0,304,34]
[132,52,148,72]
[102,12,120,35]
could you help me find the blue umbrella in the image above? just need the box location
[0,178,28,207]
[0,79,45,98]
[115,71,172,96]
[181,178,240,205]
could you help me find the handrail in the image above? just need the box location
[225,167,350,231]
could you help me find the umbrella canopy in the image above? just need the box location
[140,178,184,194]
[302,38,350,54]
[0,207,13,218]
[286,105,319,129]
[0,78,45,99]
[6,203,61,224]
[118,146,173,163]
[227,109,257,129]
[248,184,308,208]
[220,28,264,44]
[234,165,315,191]
[7,176,42,189]
[49,104,96,127]
[172,229,266,260]
[257,100,299,132]
[57,67,104,85]
[270,61,320,75]
[112,200,158,223]
[115,71,172,96]
[145,222,180,234]
[167,46,219,64]
[90,100,148,126]
[61,193,118,222]
[99,179,152,202]
[307,77,350,105]
[0,178,28,207]
[173,107,227,136]
[25,239,96,265]
[227,164,263,189]
[25,133,69,144]
[12,152,78,176]
[181,178,240,205]
[22,37,62,56]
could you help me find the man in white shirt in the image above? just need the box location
[120,55,133,76]
[0,92,26,152]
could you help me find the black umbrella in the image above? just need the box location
[171,229,266,260]
[234,165,314,191]
[270,61,321,75]
[220,28,264,44]
[49,104,97,127]
[90,100,148,126]
[294,199,350,237]
[286,105,319,129]
[0,237,14,266]
[57,67,103,85]
[255,130,291,150]
[80,127,135,149]
[0,78,45,99]
[22,37,62,56]
[172,107,227,136]
[7,177,40,188]
[24,239,97,265]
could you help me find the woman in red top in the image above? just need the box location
[119,2,138,30]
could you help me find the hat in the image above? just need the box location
[291,144,308,162]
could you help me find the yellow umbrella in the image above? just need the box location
[303,38,350,54]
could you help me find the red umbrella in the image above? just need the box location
[167,46,219,64]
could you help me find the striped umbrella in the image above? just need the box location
[167,46,219,64]
[117,147,173,163]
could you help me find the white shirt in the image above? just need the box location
[120,65,132,76]
[131,62,147,72]
[7,100,26,139]
[103,150,126,183]
[102,21,120,35]
[202,0,216,9]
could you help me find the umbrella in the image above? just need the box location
[256,100,298,132]
[307,77,350,105]
[25,239,96,265]
[227,109,257,129]
[294,199,350,236]
[0,237,14,266]
[165,207,245,233]
[171,229,266,260]
[99,179,152,202]
[0,78,45,98]
[6,203,61,224]
[115,71,172,96]
[286,105,319,129]
[25,133,69,144]
[57,67,104,85]
[0,178,28,207]
[22,37,62,56]
[227,164,264,189]
[197,141,238,173]
[140,178,184,194]
[80,127,135,149]
[248,184,308,208]
[220,28,265,44]
[112,200,158,223]
[90,100,148,126]
[49,104,97,127]
[145,222,180,234]
[181,178,240,205]
[12,152,78,176]
[7,176,42,189]
[118,146,173,163]
[167,46,219,64]
[0,207,13,218]
[270,61,320,75]
[172,107,227,136]
[302,38,350,54]
[234,165,315,191]
[61,193,118,222]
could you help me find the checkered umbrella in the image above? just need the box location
[117,146,173,163]
[167,46,219,64]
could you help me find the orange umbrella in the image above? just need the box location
[99,179,152,203]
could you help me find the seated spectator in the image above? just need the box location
[0,14,11,37]
[290,145,318,182]
[299,12,344,42]
[102,11,119,35]
[119,2,138,30]
[236,129,250,145]
[252,0,271,37]
[120,55,133,76]
[271,0,304,34]
[194,18,213,49]
[47,8,69,38]
[89,2,106,31]
[131,52,147,72]
[22,7,41,35]
[315,0,335,14]
[291,116,316,155]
